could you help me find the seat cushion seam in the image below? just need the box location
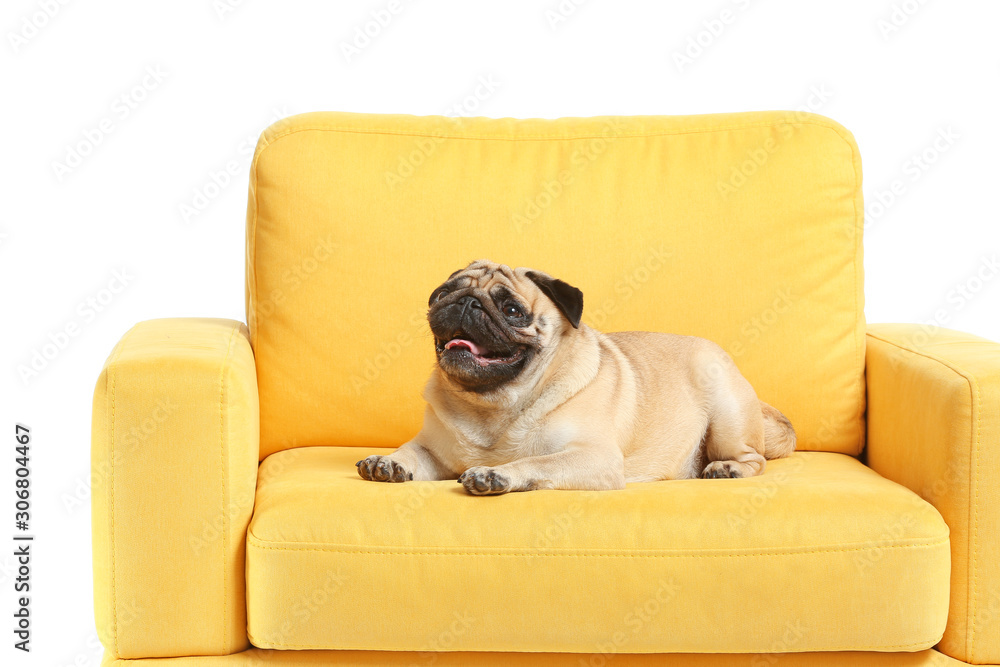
[246,535,949,558]
[246,635,938,652]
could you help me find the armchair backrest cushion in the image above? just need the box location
[246,111,865,459]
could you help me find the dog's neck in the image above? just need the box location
[525,324,602,412]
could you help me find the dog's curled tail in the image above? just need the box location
[761,401,796,460]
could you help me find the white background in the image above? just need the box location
[1,1,998,664]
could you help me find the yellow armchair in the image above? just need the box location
[92,112,998,666]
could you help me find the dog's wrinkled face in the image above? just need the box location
[427,260,583,393]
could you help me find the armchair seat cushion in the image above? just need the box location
[245,448,951,654]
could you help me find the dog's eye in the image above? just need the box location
[504,304,524,318]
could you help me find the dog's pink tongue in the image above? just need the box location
[445,339,483,355]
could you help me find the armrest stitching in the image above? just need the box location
[107,324,138,658]
[866,330,980,659]
[972,379,981,662]
[219,324,240,654]
[866,332,979,387]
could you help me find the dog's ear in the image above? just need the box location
[526,271,583,329]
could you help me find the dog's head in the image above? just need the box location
[427,259,584,393]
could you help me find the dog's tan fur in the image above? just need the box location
[357,260,796,495]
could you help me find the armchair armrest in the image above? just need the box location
[866,323,1000,664]
[91,319,259,659]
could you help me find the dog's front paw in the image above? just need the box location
[458,467,512,495]
[356,455,412,482]
[701,461,746,479]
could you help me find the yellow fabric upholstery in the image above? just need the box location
[91,319,259,659]
[102,648,974,666]
[246,111,866,459]
[866,324,1000,665]
[91,112,1000,665]
[245,447,949,653]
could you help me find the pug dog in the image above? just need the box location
[357,259,796,495]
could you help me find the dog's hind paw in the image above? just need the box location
[701,461,746,479]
